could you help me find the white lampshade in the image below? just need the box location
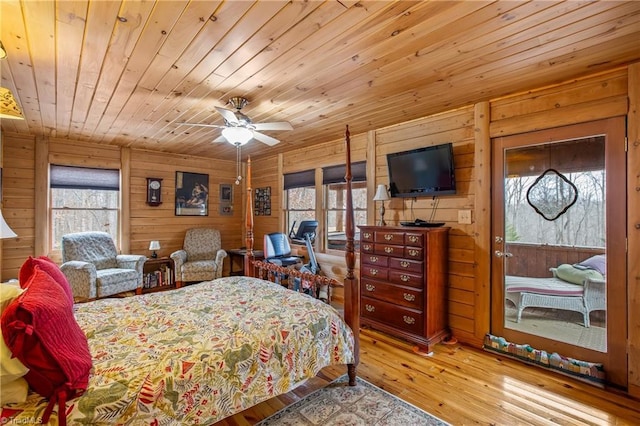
[222,127,253,145]
[372,184,390,201]
[0,210,17,239]
[149,240,161,250]
[0,87,25,120]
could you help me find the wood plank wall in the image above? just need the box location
[0,136,243,278]
[1,65,638,395]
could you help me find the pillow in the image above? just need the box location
[0,283,29,404]
[555,263,604,285]
[2,266,92,424]
[574,254,606,276]
[19,256,74,305]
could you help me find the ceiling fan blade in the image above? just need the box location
[176,122,225,129]
[252,131,280,146]
[252,121,293,131]
[215,106,240,125]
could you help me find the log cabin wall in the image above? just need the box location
[0,135,243,279]
[1,64,639,396]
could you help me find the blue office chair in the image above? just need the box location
[263,233,303,267]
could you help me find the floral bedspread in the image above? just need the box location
[3,277,355,425]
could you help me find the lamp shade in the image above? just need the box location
[0,87,24,120]
[0,210,17,239]
[222,127,253,145]
[372,184,390,201]
[149,240,161,251]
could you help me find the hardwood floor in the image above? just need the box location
[219,329,640,425]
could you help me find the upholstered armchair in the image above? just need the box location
[60,231,146,301]
[170,228,227,286]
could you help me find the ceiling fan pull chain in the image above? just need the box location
[235,144,243,185]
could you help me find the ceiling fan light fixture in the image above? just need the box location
[222,127,253,145]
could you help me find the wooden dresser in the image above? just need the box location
[359,225,449,353]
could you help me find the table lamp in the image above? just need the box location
[0,210,17,238]
[372,184,390,226]
[149,240,161,258]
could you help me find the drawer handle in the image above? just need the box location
[364,244,372,251]
[370,256,379,263]
[384,234,393,241]
[363,232,371,239]
[408,249,419,257]
[408,235,419,243]
[400,274,410,282]
[370,269,378,276]
[400,261,410,268]
[403,293,415,302]
[384,247,393,254]
[403,316,416,325]
[365,304,375,312]
[365,284,376,292]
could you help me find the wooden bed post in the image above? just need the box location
[244,156,256,278]
[344,125,360,385]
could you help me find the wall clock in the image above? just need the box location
[146,178,163,206]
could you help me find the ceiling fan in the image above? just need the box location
[178,96,293,146]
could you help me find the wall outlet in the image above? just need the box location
[458,210,472,224]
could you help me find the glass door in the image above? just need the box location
[491,118,627,388]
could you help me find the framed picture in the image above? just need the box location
[175,171,209,216]
[220,183,232,203]
[254,186,271,216]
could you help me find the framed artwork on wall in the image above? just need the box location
[254,186,271,216]
[219,183,233,216]
[175,171,209,216]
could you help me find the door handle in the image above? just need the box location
[494,250,513,258]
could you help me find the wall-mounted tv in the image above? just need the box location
[386,142,456,198]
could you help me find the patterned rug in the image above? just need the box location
[256,375,449,426]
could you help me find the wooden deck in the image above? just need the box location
[219,328,640,425]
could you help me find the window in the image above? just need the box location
[50,165,120,251]
[326,181,367,250]
[284,170,316,236]
[323,162,367,251]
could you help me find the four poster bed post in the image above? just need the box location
[242,126,360,385]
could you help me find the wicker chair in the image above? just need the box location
[170,228,227,287]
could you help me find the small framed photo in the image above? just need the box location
[220,183,232,203]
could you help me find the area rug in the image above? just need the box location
[256,374,449,425]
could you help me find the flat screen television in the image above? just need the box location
[386,142,456,198]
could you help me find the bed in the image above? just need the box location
[1,126,361,425]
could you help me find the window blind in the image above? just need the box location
[50,165,120,190]
[322,161,366,184]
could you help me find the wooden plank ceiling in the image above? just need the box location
[1,0,639,161]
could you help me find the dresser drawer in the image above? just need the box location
[374,230,404,245]
[361,253,389,268]
[361,241,375,253]
[361,296,424,335]
[404,232,424,247]
[360,264,389,281]
[404,246,424,260]
[389,270,423,288]
[361,229,375,242]
[373,244,404,257]
[389,257,423,274]
[361,278,423,309]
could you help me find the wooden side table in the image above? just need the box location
[227,249,264,276]
[142,257,177,293]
